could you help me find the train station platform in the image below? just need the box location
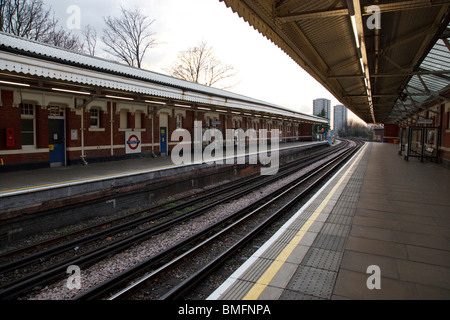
[0,141,325,197]
[0,141,330,247]
[0,140,333,247]
[208,142,450,300]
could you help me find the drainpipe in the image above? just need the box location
[110,102,114,156]
[80,106,88,165]
[151,106,154,154]
[151,106,157,157]
[76,97,97,166]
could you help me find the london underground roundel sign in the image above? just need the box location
[125,131,141,154]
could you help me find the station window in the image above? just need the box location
[120,110,128,129]
[135,111,142,129]
[48,105,65,118]
[90,108,100,128]
[20,103,35,146]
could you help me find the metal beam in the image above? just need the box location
[352,0,376,123]
[377,70,450,77]
[348,94,399,98]
[329,69,450,79]
[413,77,429,94]
[443,38,450,51]
[328,74,364,79]
[380,25,431,55]
[277,1,449,22]
[329,59,362,75]
[275,0,443,22]
[351,91,443,98]
[362,0,449,15]
[418,68,450,82]
[277,8,349,22]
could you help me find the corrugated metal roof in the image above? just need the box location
[0,32,327,124]
[221,0,450,124]
[384,33,450,124]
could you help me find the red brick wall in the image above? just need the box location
[84,106,110,158]
[0,89,49,167]
[0,90,20,150]
[299,123,313,140]
[141,110,152,153]
[1,87,327,170]
[440,102,450,164]
[66,106,81,160]
[185,110,195,130]
[384,124,399,137]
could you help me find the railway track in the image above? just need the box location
[0,139,359,300]
[0,142,336,264]
[75,139,363,300]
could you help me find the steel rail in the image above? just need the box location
[161,142,364,299]
[0,142,347,299]
[75,141,361,300]
[0,141,340,271]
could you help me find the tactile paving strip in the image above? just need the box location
[281,265,337,299]
[280,144,372,299]
[313,224,351,251]
[302,247,343,271]
[209,144,373,301]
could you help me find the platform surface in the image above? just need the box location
[208,142,450,300]
[0,141,325,196]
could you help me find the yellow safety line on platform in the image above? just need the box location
[0,142,324,195]
[242,144,367,300]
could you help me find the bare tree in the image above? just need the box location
[102,6,156,68]
[165,41,238,89]
[0,0,55,40]
[44,24,83,52]
[0,0,83,51]
[82,24,97,56]
[339,118,372,138]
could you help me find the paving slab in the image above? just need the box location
[208,142,450,300]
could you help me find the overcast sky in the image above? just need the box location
[46,0,363,125]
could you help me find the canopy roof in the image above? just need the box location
[220,0,450,124]
[0,32,327,124]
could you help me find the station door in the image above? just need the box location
[48,119,65,166]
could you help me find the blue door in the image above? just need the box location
[49,119,65,166]
[160,127,167,154]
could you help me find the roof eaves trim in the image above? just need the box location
[0,32,327,123]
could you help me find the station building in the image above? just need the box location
[0,32,327,172]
